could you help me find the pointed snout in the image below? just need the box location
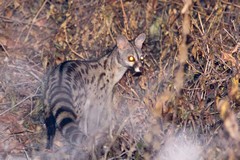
[133,62,143,73]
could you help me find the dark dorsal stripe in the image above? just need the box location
[58,61,70,85]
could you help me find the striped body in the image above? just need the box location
[44,33,146,152]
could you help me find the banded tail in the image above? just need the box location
[45,67,87,149]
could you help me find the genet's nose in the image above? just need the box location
[134,66,141,73]
[133,62,143,73]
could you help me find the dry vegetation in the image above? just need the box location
[0,0,240,159]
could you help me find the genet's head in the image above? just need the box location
[116,33,146,73]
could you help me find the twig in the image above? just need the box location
[64,28,84,59]
[0,102,11,106]
[117,83,141,101]
[0,16,55,30]
[0,42,10,57]
[120,0,129,37]
[29,71,43,82]
[24,149,31,160]
[198,13,205,34]
[7,64,43,82]
[104,115,131,159]
[24,88,42,118]
[221,0,240,9]
[0,95,33,116]
[104,103,141,159]
[223,28,237,43]
[24,0,48,42]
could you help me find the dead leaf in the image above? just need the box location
[224,111,240,141]
[181,0,192,14]
[174,66,184,92]
[143,94,154,109]
[182,10,191,35]
[221,43,240,67]
[139,76,148,90]
[229,75,239,98]
[216,98,240,141]
[221,51,237,66]
[42,56,49,70]
[154,90,173,118]
[14,0,21,9]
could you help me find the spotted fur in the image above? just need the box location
[44,33,146,150]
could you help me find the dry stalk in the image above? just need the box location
[120,0,129,38]
[24,0,48,42]
[0,94,32,116]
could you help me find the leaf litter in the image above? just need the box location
[0,0,240,159]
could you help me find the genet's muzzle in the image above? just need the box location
[133,62,143,73]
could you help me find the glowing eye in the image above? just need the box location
[128,56,135,62]
[140,56,144,61]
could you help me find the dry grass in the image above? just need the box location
[0,0,240,159]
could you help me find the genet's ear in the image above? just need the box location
[135,33,146,49]
[116,35,129,50]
